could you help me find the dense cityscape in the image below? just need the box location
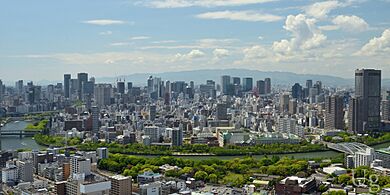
[0,68,389,195]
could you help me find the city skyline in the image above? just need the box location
[1,0,390,81]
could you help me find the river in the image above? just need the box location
[1,121,389,160]
[0,120,44,151]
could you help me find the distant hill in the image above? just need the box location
[97,68,354,87]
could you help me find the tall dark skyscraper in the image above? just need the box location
[221,75,231,95]
[242,77,253,92]
[117,81,125,94]
[232,77,240,85]
[292,83,303,100]
[264,78,271,94]
[325,95,344,130]
[64,74,71,98]
[256,80,265,95]
[77,73,88,100]
[349,69,381,133]
[306,80,313,89]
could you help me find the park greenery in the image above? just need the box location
[98,154,311,187]
[33,134,81,147]
[77,142,327,156]
[329,166,390,189]
[323,132,390,146]
[25,119,49,131]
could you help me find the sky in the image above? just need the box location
[1,0,390,82]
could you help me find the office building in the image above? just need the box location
[216,103,228,120]
[325,95,344,130]
[94,84,112,107]
[275,176,317,195]
[256,80,265,95]
[230,77,240,86]
[265,78,271,94]
[171,128,183,147]
[381,91,390,121]
[242,77,253,92]
[221,75,231,95]
[110,175,132,195]
[70,156,91,177]
[91,106,99,134]
[140,181,162,195]
[64,74,71,98]
[288,99,297,115]
[77,72,88,100]
[292,83,302,100]
[96,147,108,160]
[16,160,33,182]
[117,81,125,94]
[144,126,160,143]
[349,69,381,133]
[280,94,290,113]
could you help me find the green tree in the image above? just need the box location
[194,171,208,181]
[208,174,218,183]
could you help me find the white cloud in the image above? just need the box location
[318,25,339,31]
[142,0,277,8]
[272,14,326,54]
[82,19,126,26]
[332,15,369,32]
[110,42,131,46]
[243,45,270,59]
[130,36,151,40]
[355,29,390,56]
[172,49,206,61]
[196,10,283,22]
[305,1,341,19]
[99,31,113,35]
[213,48,230,59]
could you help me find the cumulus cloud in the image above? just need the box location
[196,10,283,22]
[305,1,341,19]
[243,45,270,59]
[142,0,277,8]
[213,48,230,59]
[272,14,326,54]
[332,15,369,32]
[172,49,206,61]
[82,19,126,25]
[355,29,390,56]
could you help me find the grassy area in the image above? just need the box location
[33,134,81,147]
[25,119,49,131]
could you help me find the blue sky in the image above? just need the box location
[1,0,390,81]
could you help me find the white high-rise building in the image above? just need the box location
[70,156,91,177]
[96,147,108,159]
[144,126,160,143]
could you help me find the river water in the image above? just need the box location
[1,121,389,160]
[0,121,44,151]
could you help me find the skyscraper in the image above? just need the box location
[325,95,344,130]
[264,78,271,94]
[242,77,253,92]
[0,80,3,101]
[306,80,313,89]
[149,105,156,121]
[94,84,112,106]
[171,128,183,147]
[64,74,71,98]
[381,91,390,121]
[280,93,290,113]
[91,106,100,134]
[292,83,303,100]
[232,77,241,85]
[221,75,231,95]
[349,69,381,133]
[256,80,265,95]
[77,72,88,100]
[216,103,228,120]
[117,81,125,94]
